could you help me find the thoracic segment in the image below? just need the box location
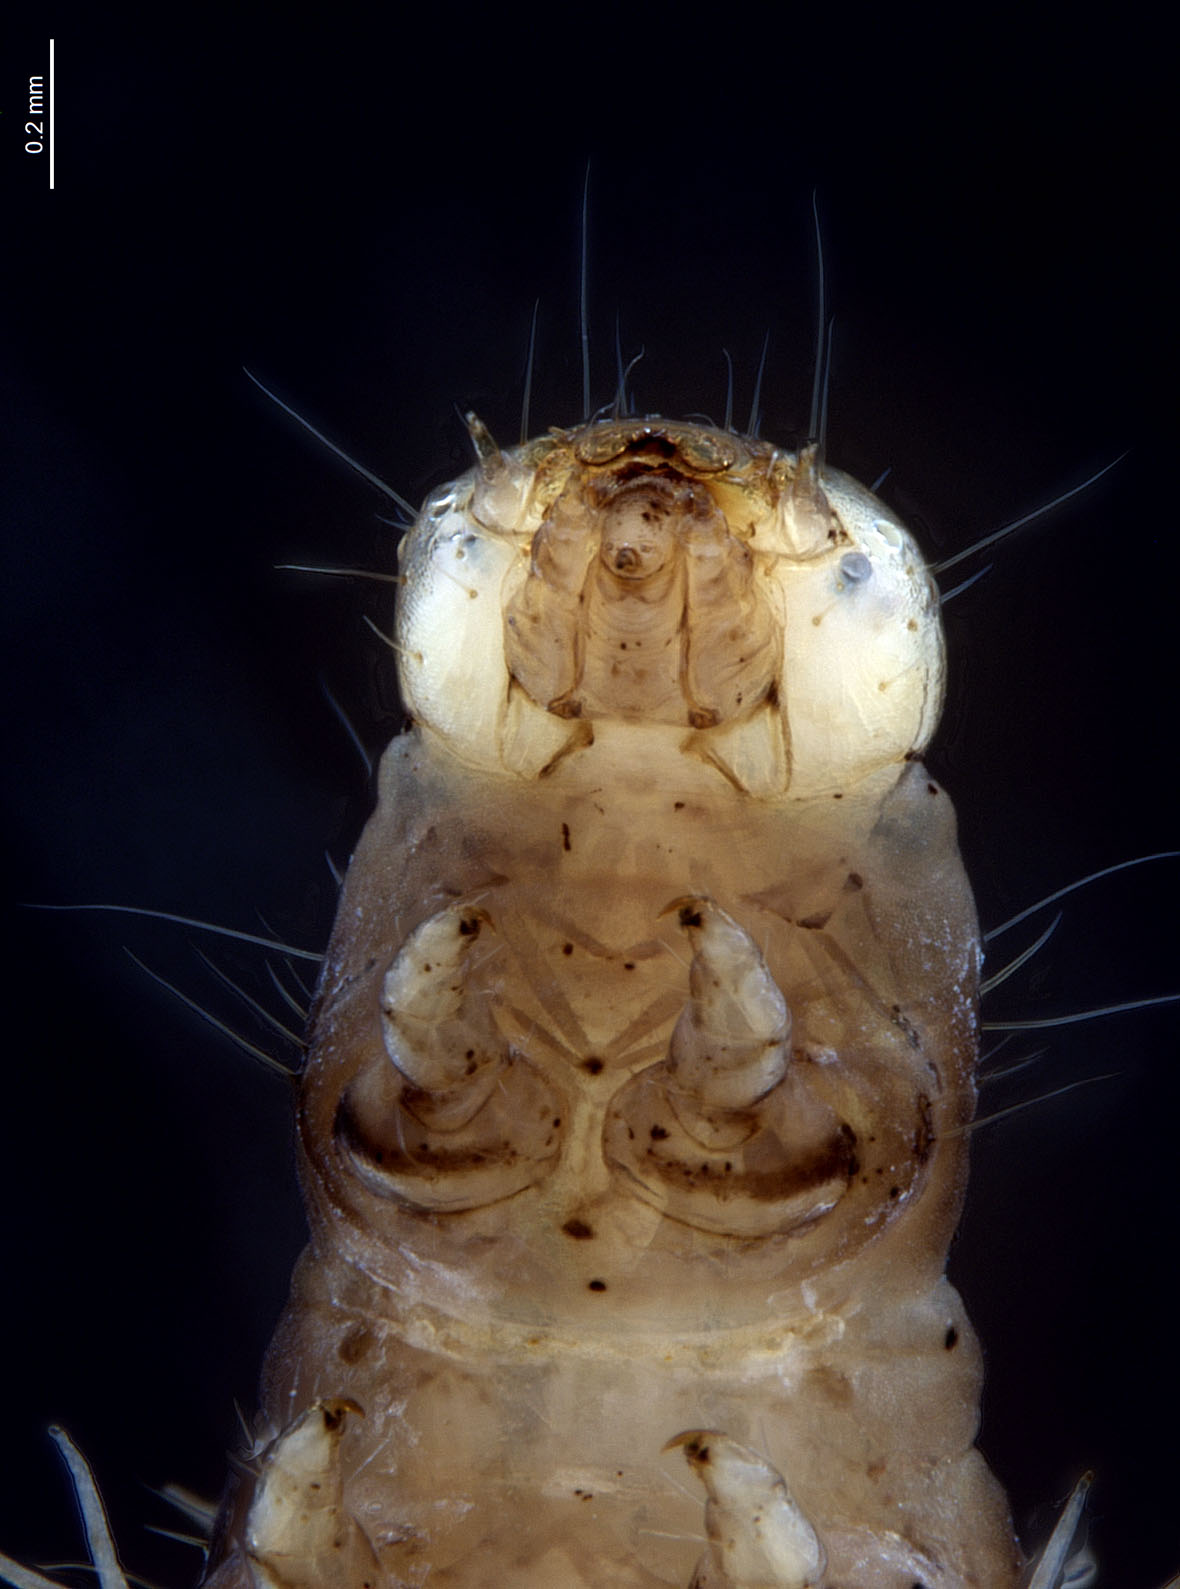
[199,417,1022,1587]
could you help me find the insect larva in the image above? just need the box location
[4,163,1173,1586]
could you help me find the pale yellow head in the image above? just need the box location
[395,417,945,798]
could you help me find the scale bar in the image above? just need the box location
[49,38,55,189]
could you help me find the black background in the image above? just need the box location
[1,15,1174,1588]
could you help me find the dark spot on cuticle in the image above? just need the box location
[337,1326,372,1365]
[588,1279,607,1291]
[913,1094,934,1164]
[945,1325,959,1350]
[583,1057,604,1075]
[562,1219,595,1240]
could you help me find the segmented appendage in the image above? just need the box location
[201,417,1019,1588]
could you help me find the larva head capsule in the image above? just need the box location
[395,417,945,797]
